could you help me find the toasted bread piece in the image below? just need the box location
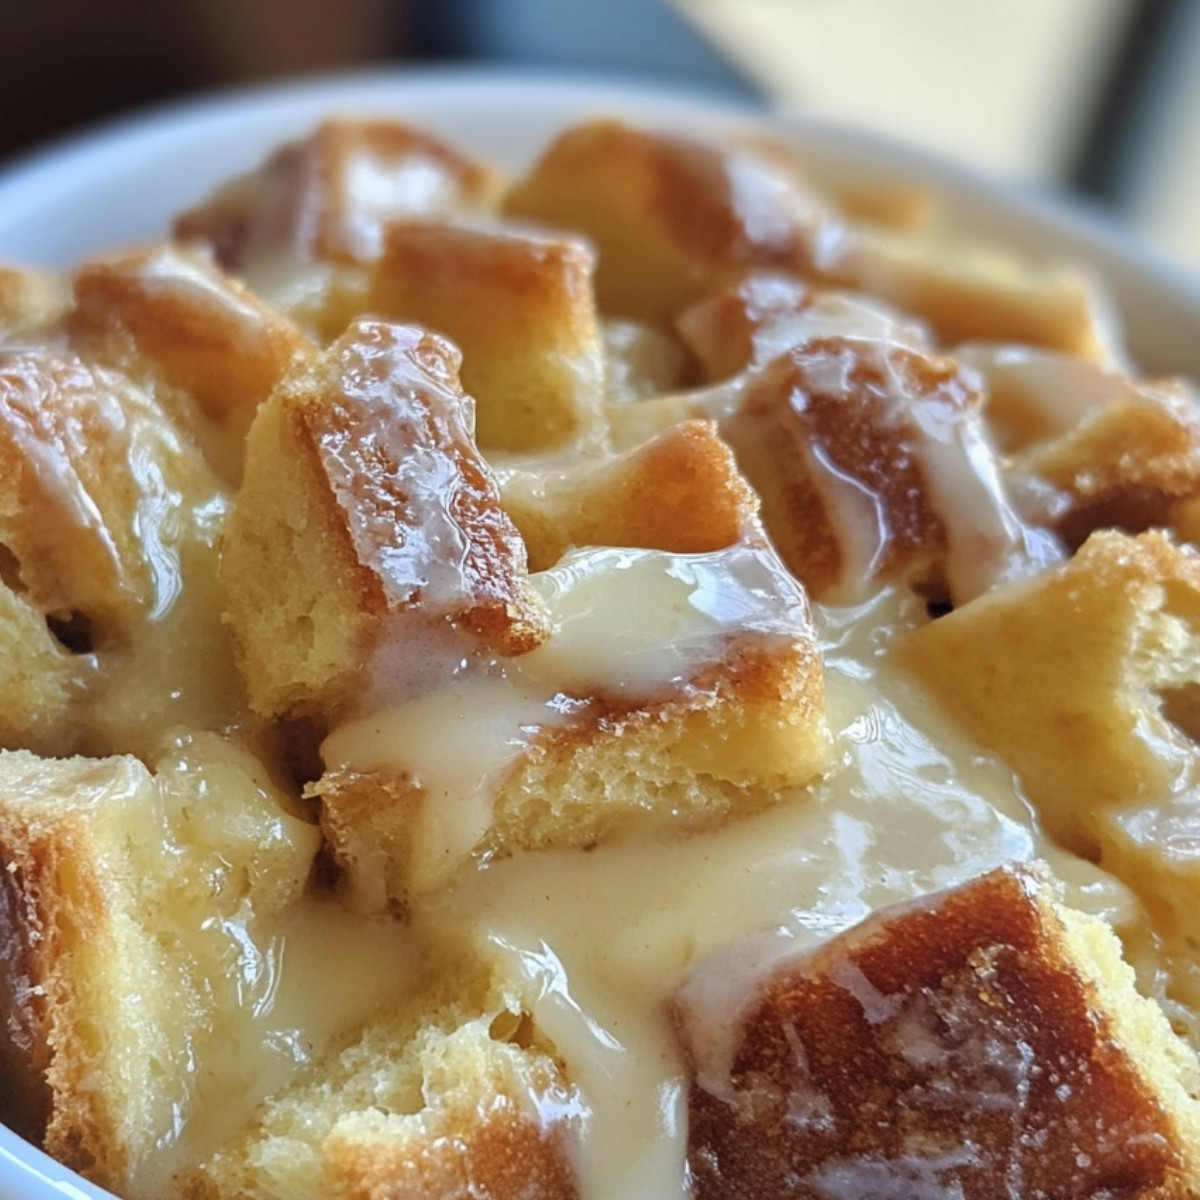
[223,318,548,721]
[174,119,501,342]
[503,119,832,324]
[962,344,1200,546]
[502,419,756,571]
[897,529,1200,857]
[0,347,228,641]
[674,864,1200,1200]
[68,245,313,475]
[675,273,927,383]
[186,967,581,1200]
[369,221,605,452]
[175,118,500,269]
[897,528,1200,1008]
[315,535,827,908]
[720,334,1060,604]
[0,739,321,1200]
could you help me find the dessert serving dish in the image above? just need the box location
[3,69,1200,1200]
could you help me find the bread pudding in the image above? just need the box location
[2,108,1200,1200]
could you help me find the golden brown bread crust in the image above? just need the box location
[0,754,150,1189]
[723,338,945,598]
[223,318,548,719]
[503,120,831,324]
[0,740,323,1199]
[503,419,757,571]
[10,111,1198,1200]
[830,229,1119,359]
[1019,387,1200,547]
[370,220,606,452]
[961,346,1200,548]
[174,118,501,269]
[674,273,932,385]
[675,273,815,382]
[674,865,1200,1200]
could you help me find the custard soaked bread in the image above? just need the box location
[187,965,584,1200]
[4,107,1200,1200]
[0,739,320,1199]
[0,342,241,757]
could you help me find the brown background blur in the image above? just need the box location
[2,0,1199,272]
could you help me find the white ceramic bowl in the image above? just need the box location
[2,67,1200,1200]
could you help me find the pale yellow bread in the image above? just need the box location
[896,529,1200,855]
[0,346,229,641]
[368,220,606,452]
[184,970,582,1200]
[962,344,1200,546]
[501,418,757,572]
[314,534,827,910]
[673,863,1200,1200]
[502,119,832,325]
[67,245,314,478]
[719,332,1060,604]
[0,739,320,1200]
[222,318,548,722]
[503,118,1118,358]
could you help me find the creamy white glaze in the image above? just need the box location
[323,538,813,893]
[403,587,1142,1200]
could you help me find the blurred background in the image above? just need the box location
[1,0,1199,273]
